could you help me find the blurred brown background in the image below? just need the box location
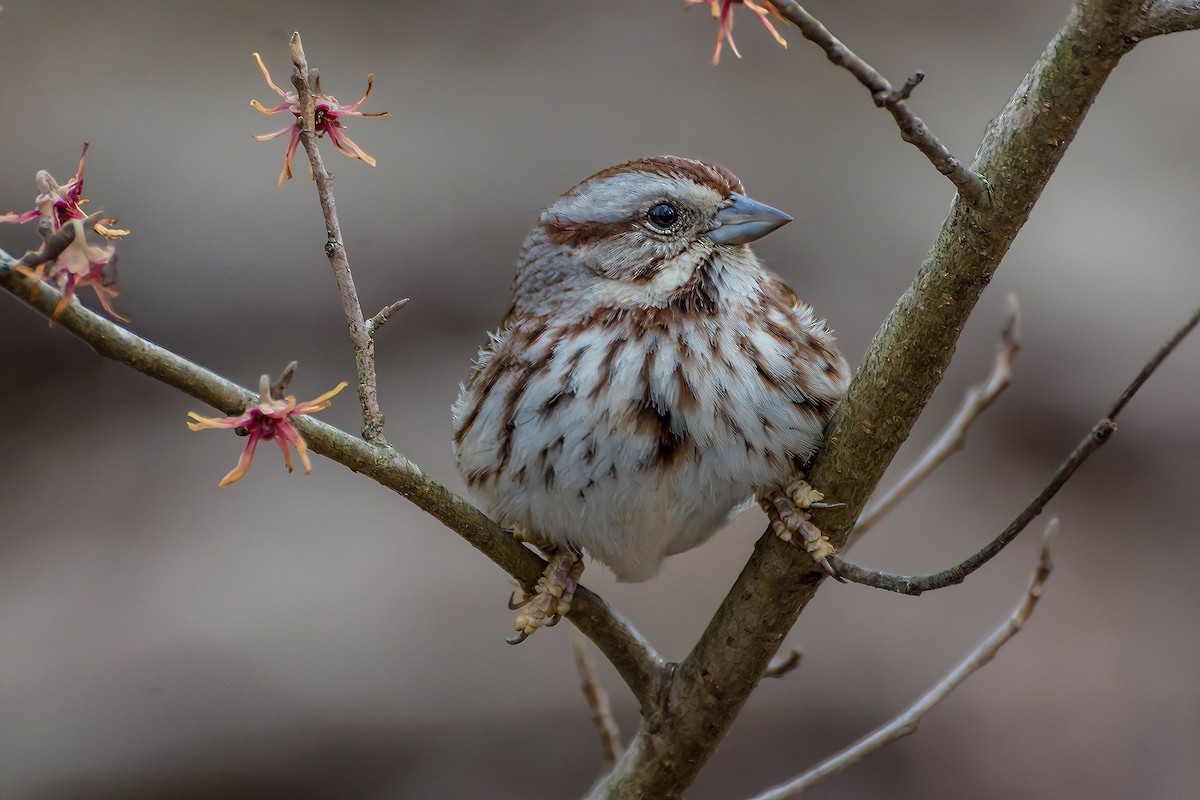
[2,2,1198,798]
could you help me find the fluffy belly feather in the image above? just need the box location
[453,303,838,582]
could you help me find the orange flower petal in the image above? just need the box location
[253,52,290,99]
[187,411,249,431]
[292,381,348,414]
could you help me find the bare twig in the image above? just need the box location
[750,520,1059,799]
[765,0,990,211]
[851,296,1020,542]
[573,631,624,769]
[832,304,1200,595]
[0,258,667,710]
[762,647,803,679]
[287,32,387,443]
[366,298,410,337]
[1131,0,1200,37]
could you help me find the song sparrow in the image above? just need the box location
[452,156,850,642]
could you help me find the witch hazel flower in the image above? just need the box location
[1,143,131,320]
[687,0,788,65]
[250,53,390,187]
[187,363,347,487]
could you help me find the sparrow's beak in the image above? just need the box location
[707,192,793,245]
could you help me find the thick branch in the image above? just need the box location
[834,302,1198,594]
[0,262,665,710]
[766,0,990,210]
[751,520,1059,799]
[287,33,387,443]
[594,3,1144,796]
[851,297,1019,542]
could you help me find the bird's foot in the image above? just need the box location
[507,529,583,644]
[759,476,844,581]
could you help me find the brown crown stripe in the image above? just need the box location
[542,217,632,249]
[579,156,743,198]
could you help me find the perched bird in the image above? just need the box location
[452,156,850,642]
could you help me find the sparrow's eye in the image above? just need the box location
[646,202,680,231]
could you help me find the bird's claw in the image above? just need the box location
[507,548,583,644]
[761,476,843,579]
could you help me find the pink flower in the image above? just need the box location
[687,0,788,65]
[42,219,124,321]
[250,53,390,188]
[2,143,130,321]
[187,368,347,488]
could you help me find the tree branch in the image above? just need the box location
[593,3,1147,796]
[287,32,387,443]
[834,303,1198,594]
[851,296,1019,542]
[750,520,1060,799]
[0,259,666,711]
[765,0,990,210]
[1131,0,1200,37]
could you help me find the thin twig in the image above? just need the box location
[851,296,1020,542]
[750,520,1059,799]
[832,304,1200,595]
[765,0,991,211]
[366,298,410,337]
[573,631,624,769]
[287,32,387,443]
[762,647,803,679]
[0,257,666,709]
[1131,0,1200,37]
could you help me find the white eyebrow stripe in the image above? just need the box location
[548,172,725,224]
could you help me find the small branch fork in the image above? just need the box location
[851,295,1020,542]
[765,0,991,211]
[366,298,409,337]
[0,259,666,711]
[750,520,1060,799]
[287,32,389,443]
[832,304,1200,595]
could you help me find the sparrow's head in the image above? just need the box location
[513,156,791,312]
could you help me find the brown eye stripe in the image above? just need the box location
[541,217,631,248]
